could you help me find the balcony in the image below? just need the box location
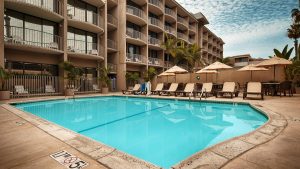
[177,32,188,42]
[165,8,176,22]
[189,38,195,44]
[189,24,196,34]
[81,0,105,7]
[107,0,118,9]
[126,5,147,26]
[177,16,188,30]
[148,0,163,14]
[4,0,64,22]
[148,17,163,32]
[4,25,63,54]
[148,37,162,50]
[107,14,118,30]
[126,53,147,65]
[67,5,104,33]
[165,25,176,37]
[148,57,163,67]
[107,39,117,52]
[107,63,117,74]
[126,28,147,45]
[67,39,104,60]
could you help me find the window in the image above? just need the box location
[67,0,97,24]
[127,21,141,32]
[67,27,97,54]
[149,50,158,58]
[127,43,141,54]
[5,61,59,76]
[149,31,158,38]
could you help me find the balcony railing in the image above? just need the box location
[67,5,101,27]
[165,25,176,35]
[148,37,161,46]
[165,8,176,18]
[126,53,146,64]
[148,57,162,66]
[189,24,196,31]
[164,61,174,68]
[126,28,147,42]
[149,0,163,10]
[67,39,98,55]
[177,32,188,41]
[126,5,146,20]
[4,25,62,50]
[107,39,117,50]
[11,0,63,15]
[148,17,163,28]
[107,14,117,27]
[107,63,117,73]
[177,16,188,27]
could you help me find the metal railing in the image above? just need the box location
[126,28,147,42]
[165,7,176,18]
[7,75,60,97]
[165,25,176,35]
[67,5,100,26]
[148,37,161,46]
[107,63,117,73]
[4,25,62,50]
[148,17,163,28]
[177,32,188,41]
[177,16,188,26]
[70,77,98,93]
[107,39,117,50]
[126,53,146,64]
[11,0,63,15]
[67,39,98,55]
[149,0,163,10]
[107,14,118,27]
[126,5,146,20]
[148,57,162,66]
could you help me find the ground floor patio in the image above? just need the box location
[0,94,299,169]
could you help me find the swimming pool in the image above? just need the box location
[13,96,268,168]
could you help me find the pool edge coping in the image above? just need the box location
[2,94,288,169]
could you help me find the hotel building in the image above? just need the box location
[0,0,224,93]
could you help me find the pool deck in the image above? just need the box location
[0,93,299,169]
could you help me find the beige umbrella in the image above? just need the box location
[257,56,292,81]
[165,65,188,82]
[237,64,268,81]
[157,72,175,83]
[203,61,232,82]
[195,69,218,82]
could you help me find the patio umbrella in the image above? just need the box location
[203,61,232,82]
[237,64,268,81]
[157,72,175,83]
[165,65,188,82]
[195,69,218,82]
[257,56,292,81]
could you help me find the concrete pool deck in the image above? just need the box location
[0,94,299,169]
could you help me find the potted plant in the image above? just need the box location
[98,67,111,94]
[0,66,10,100]
[125,72,139,89]
[285,60,300,93]
[60,61,83,96]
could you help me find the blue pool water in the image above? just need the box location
[14,96,267,168]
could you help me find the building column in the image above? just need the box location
[0,1,5,67]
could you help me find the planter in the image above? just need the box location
[102,87,109,94]
[65,89,75,96]
[0,91,10,100]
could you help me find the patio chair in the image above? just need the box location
[159,83,178,96]
[194,83,213,98]
[151,83,164,95]
[279,81,293,97]
[243,82,264,100]
[175,83,195,97]
[14,85,29,96]
[92,84,101,92]
[216,82,236,98]
[122,84,141,94]
[45,85,55,93]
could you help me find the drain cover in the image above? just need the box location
[50,150,88,169]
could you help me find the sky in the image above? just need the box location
[177,0,299,58]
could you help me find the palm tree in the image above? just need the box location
[292,8,300,24]
[183,44,204,72]
[287,24,300,60]
[273,45,294,60]
[161,33,181,64]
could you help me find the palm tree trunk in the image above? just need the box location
[295,39,299,60]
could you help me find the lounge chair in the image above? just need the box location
[151,83,164,95]
[194,83,213,98]
[45,85,55,93]
[93,84,101,92]
[243,82,264,100]
[15,85,29,96]
[159,83,178,96]
[122,84,141,94]
[216,82,236,98]
[175,83,195,97]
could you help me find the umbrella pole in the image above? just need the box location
[273,65,276,81]
[206,73,207,82]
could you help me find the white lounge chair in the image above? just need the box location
[194,83,213,98]
[93,84,101,91]
[151,83,164,95]
[159,83,178,96]
[175,83,195,97]
[216,82,237,98]
[15,85,29,96]
[122,84,141,94]
[243,82,264,100]
[45,85,55,93]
